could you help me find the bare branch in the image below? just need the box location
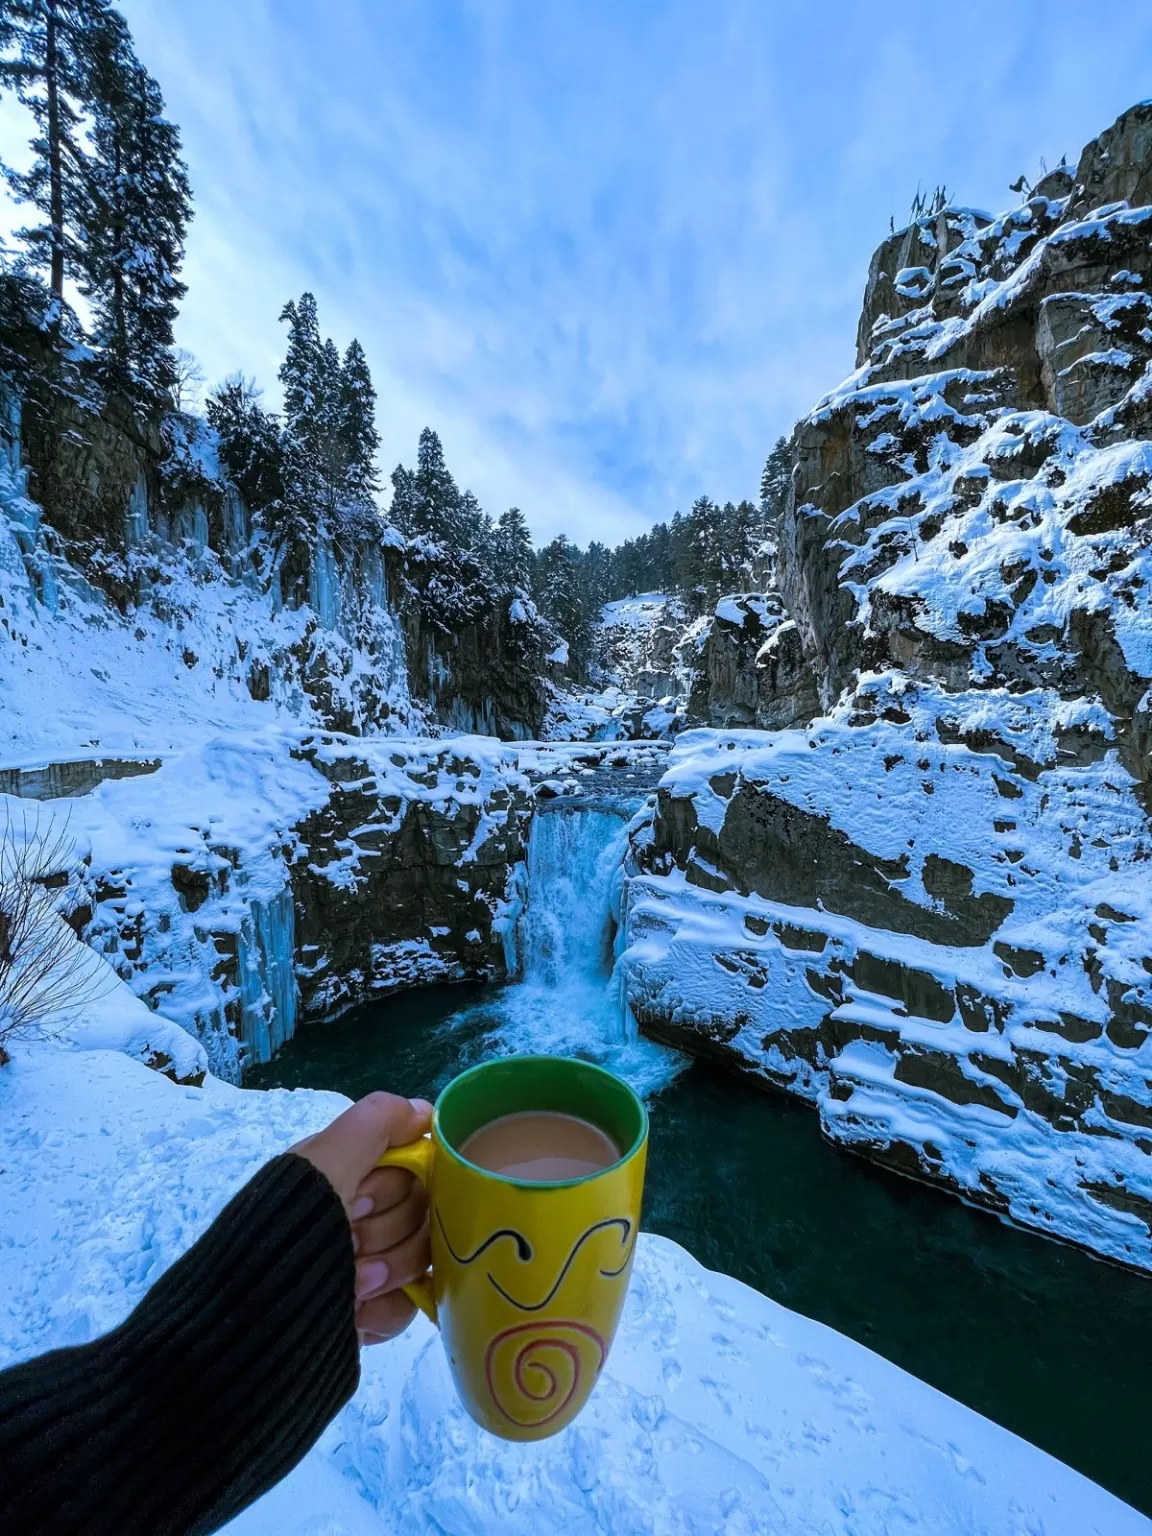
[0,806,116,1063]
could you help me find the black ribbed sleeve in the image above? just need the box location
[0,1152,361,1536]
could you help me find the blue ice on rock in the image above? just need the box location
[239,884,298,1066]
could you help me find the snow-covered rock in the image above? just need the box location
[0,730,540,1081]
[617,100,1152,1269]
[593,594,692,702]
[684,593,820,730]
[620,675,1152,1268]
[0,1032,1143,1536]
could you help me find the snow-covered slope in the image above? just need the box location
[0,1028,1143,1536]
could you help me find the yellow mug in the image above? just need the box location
[379,1054,648,1441]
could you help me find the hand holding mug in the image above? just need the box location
[291,1091,434,1345]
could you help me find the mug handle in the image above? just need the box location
[376,1136,438,1326]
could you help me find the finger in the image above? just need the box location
[349,1165,415,1222]
[352,1182,426,1258]
[355,1215,431,1301]
[328,1092,433,1169]
[292,1093,433,1211]
[356,1289,416,1345]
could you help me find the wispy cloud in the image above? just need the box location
[27,1,1152,540]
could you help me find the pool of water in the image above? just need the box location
[248,979,1152,1516]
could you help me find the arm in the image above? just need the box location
[0,1094,433,1536]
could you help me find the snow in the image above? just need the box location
[598,592,676,630]
[540,681,684,743]
[0,1028,1143,1536]
[546,639,570,666]
[714,595,747,625]
[0,729,331,1081]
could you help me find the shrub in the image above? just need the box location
[0,809,105,1064]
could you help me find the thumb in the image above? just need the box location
[293,1091,434,1212]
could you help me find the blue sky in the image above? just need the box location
[32,5,1152,540]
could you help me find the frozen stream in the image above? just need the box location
[250,800,1152,1515]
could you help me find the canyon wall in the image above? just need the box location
[619,102,1152,1268]
[3,384,550,746]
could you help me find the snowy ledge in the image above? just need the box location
[0,1036,1142,1535]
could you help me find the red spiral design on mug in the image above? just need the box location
[484,1320,607,1429]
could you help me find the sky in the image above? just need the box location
[6,2,1152,545]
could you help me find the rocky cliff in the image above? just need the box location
[1,384,550,749]
[0,731,535,1082]
[289,735,534,1021]
[0,730,670,1083]
[619,101,1152,1269]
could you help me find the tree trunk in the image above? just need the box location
[46,0,64,300]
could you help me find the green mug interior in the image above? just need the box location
[436,1055,647,1185]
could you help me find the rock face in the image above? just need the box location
[619,101,1152,1270]
[290,736,534,1021]
[593,594,691,699]
[3,385,550,744]
[400,558,549,739]
[683,594,820,730]
[13,731,539,1082]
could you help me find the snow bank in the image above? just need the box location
[0,1035,1142,1536]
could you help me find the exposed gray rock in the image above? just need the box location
[0,756,161,800]
[289,736,533,1021]
[684,595,821,730]
[1065,101,1152,223]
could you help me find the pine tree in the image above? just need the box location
[389,461,418,535]
[760,435,791,517]
[278,293,322,440]
[413,426,459,544]
[579,539,610,619]
[339,337,379,506]
[206,373,285,520]
[535,534,590,675]
[277,293,325,543]
[494,506,534,589]
[0,0,109,304]
[313,335,347,523]
[81,11,191,405]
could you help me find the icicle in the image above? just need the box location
[238,885,298,1065]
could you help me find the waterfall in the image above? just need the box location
[445,798,682,1099]
[517,804,632,988]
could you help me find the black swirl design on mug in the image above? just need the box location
[436,1209,635,1312]
[433,1213,533,1265]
